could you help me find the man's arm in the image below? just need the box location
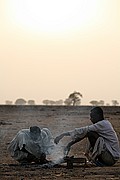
[54,126,88,145]
[54,131,71,144]
[64,136,85,155]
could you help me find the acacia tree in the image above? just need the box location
[68,91,83,106]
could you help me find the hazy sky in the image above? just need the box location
[0,0,120,105]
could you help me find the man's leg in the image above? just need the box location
[87,131,99,148]
[97,150,116,166]
[86,131,116,166]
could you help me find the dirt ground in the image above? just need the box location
[0,105,120,180]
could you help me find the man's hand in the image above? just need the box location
[54,135,63,144]
[54,132,71,144]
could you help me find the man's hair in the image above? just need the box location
[91,106,104,119]
[30,126,41,134]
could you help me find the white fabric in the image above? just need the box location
[69,120,120,160]
[91,137,105,160]
[8,128,55,161]
[88,120,120,159]
[70,126,88,140]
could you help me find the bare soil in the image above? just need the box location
[0,105,120,180]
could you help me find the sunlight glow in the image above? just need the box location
[9,0,99,33]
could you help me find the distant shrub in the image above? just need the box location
[15,98,26,105]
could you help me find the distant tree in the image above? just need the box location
[74,99,81,106]
[55,99,64,105]
[98,100,105,106]
[42,100,56,105]
[28,100,35,105]
[64,98,72,106]
[42,99,49,105]
[89,100,99,106]
[42,100,50,105]
[111,100,119,106]
[68,91,83,106]
[5,100,13,105]
[15,98,26,105]
[49,100,56,105]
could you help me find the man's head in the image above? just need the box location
[30,126,41,137]
[90,106,104,124]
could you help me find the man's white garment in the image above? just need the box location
[69,120,120,160]
[8,128,55,161]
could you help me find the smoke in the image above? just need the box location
[49,142,65,162]
[41,142,66,168]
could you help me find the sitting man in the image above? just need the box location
[8,126,55,164]
[54,107,120,166]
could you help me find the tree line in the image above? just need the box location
[5,91,119,106]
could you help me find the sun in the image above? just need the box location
[9,0,99,34]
